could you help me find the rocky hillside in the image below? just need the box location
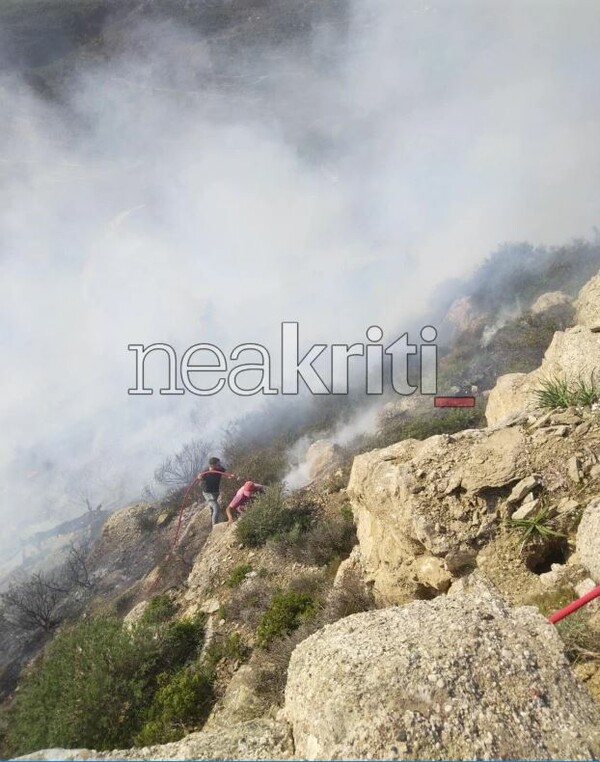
[10,271,600,760]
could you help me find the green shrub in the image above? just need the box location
[273,506,356,566]
[140,594,177,625]
[134,668,214,746]
[236,486,312,548]
[204,633,249,669]
[256,591,319,648]
[226,563,253,588]
[6,614,207,756]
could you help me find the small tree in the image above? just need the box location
[62,543,94,592]
[1,574,62,633]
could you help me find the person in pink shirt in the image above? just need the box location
[226,481,265,523]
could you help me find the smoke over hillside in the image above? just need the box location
[1,0,600,557]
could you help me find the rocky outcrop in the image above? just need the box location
[576,271,600,331]
[86,500,213,605]
[284,587,600,760]
[347,406,600,604]
[305,439,343,482]
[346,426,529,603]
[577,498,600,583]
[443,295,485,336]
[486,270,600,427]
[530,290,575,326]
[486,326,600,426]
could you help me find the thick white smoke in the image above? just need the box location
[1,0,600,558]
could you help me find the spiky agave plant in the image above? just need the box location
[533,372,599,409]
[510,502,565,554]
[572,372,599,407]
[533,375,572,409]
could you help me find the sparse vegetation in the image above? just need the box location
[534,374,599,410]
[225,563,253,588]
[204,632,249,668]
[224,579,274,630]
[371,407,486,452]
[272,505,356,567]
[556,610,600,663]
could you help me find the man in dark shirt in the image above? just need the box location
[199,457,236,526]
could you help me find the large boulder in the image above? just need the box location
[576,271,600,331]
[443,295,485,336]
[577,498,600,583]
[305,439,343,482]
[486,269,600,427]
[346,427,530,603]
[284,589,600,760]
[530,290,575,326]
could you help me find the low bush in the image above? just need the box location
[236,486,312,548]
[273,506,356,567]
[556,610,600,663]
[140,594,177,625]
[225,563,253,588]
[134,668,214,746]
[250,574,374,706]
[204,632,249,669]
[256,591,319,648]
[224,579,274,629]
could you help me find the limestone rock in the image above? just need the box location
[576,270,600,331]
[413,554,452,592]
[486,270,600,427]
[486,326,600,426]
[123,600,149,628]
[577,498,600,583]
[200,597,221,615]
[530,290,575,326]
[347,428,528,603]
[507,475,541,504]
[305,439,343,482]
[284,592,600,760]
[511,498,541,521]
[205,665,270,728]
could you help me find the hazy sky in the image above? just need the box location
[1,0,600,554]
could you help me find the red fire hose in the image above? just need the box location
[548,584,600,624]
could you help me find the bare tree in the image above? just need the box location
[154,439,211,490]
[63,543,94,591]
[1,573,62,632]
